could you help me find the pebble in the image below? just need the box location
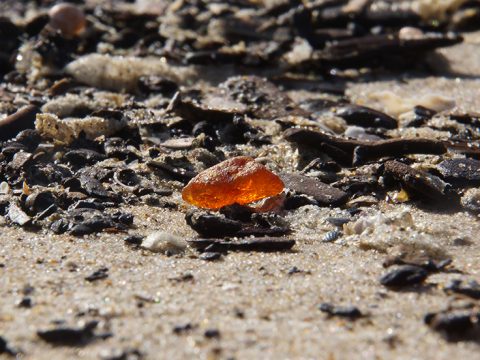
[199,252,222,261]
[124,235,144,246]
[173,323,196,335]
[17,297,33,308]
[48,3,86,37]
[204,329,221,339]
[141,231,187,255]
[319,303,363,319]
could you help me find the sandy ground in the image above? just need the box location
[1,32,480,360]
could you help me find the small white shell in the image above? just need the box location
[142,231,187,254]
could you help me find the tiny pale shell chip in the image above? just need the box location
[0,182,11,195]
[398,26,424,40]
[141,231,187,254]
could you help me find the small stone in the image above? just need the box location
[141,231,187,255]
[124,235,144,246]
[48,3,86,37]
[85,268,109,282]
[173,323,196,335]
[17,297,33,308]
[182,156,284,210]
[319,303,363,319]
[204,329,221,339]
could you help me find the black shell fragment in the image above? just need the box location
[187,237,295,253]
[37,321,110,346]
[379,265,428,288]
[437,158,480,184]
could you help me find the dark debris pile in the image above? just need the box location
[1,0,480,350]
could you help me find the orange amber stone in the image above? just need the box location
[182,156,284,210]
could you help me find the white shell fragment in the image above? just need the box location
[65,54,197,92]
[35,113,127,144]
[0,182,11,195]
[8,203,31,226]
[141,231,187,254]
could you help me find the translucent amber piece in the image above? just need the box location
[182,156,284,210]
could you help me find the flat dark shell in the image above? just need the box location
[379,265,428,288]
[437,158,480,183]
[280,173,348,206]
[187,237,295,252]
